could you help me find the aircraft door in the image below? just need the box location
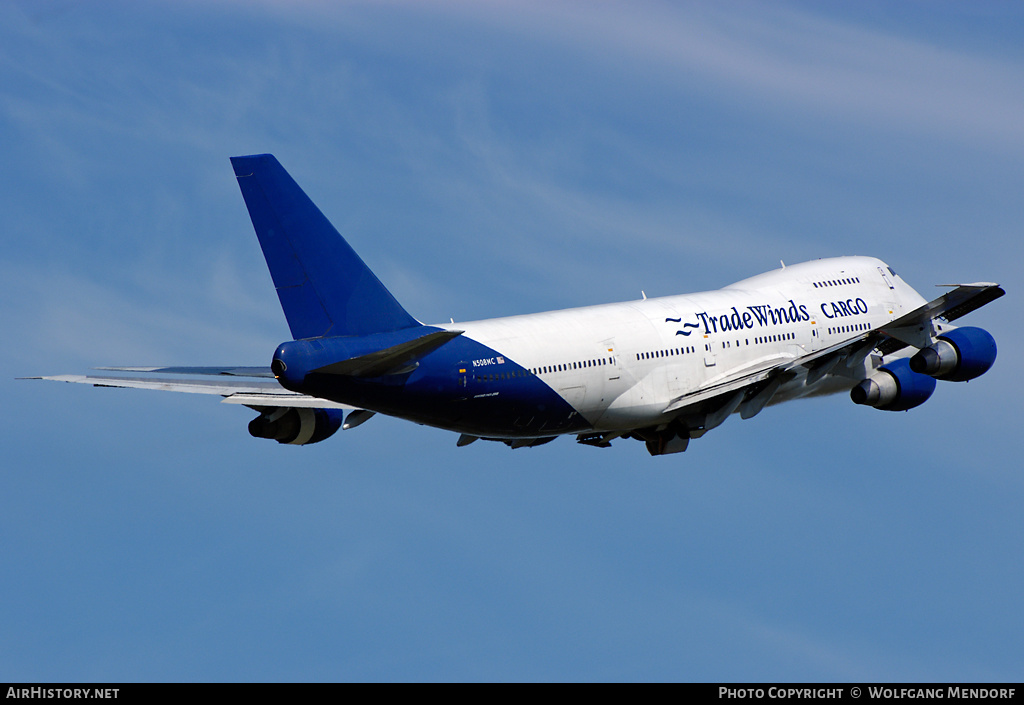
[877,266,901,317]
[810,322,825,352]
[602,341,622,381]
[878,266,895,290]
[456,361,471,389]
[704,339,717,367]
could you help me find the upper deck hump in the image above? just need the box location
[723,256,885,291]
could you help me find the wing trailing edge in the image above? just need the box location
[26,374,353,410]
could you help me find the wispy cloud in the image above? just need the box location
[424,1,1024,152]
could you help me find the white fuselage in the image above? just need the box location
[440,256,927,433]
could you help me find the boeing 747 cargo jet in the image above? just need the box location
[33,155,1004,455]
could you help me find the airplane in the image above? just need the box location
[31,154,1004,455]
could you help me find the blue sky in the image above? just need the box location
[2,0,1023,682]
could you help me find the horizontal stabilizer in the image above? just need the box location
[313,329,463,377]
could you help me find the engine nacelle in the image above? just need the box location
[851,358,936,411]
[909,326,997,382]
[631,421,690,456]
[248,407,344,445]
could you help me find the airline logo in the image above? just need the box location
[670,298,869,336]
[820,298,869,319]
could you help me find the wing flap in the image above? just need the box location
[221,394,351,409]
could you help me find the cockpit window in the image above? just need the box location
[887,266,897,276]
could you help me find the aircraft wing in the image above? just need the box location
[663,283,1004,417]
[28,372,353,410]
[94,365,277,377]
[875,282,1004,355]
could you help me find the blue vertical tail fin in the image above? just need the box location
[231,154,420,340]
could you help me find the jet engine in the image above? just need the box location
[851,358,936,411]
[248,407,344,445]
[630,420,690,456]
[909,326,997,382]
